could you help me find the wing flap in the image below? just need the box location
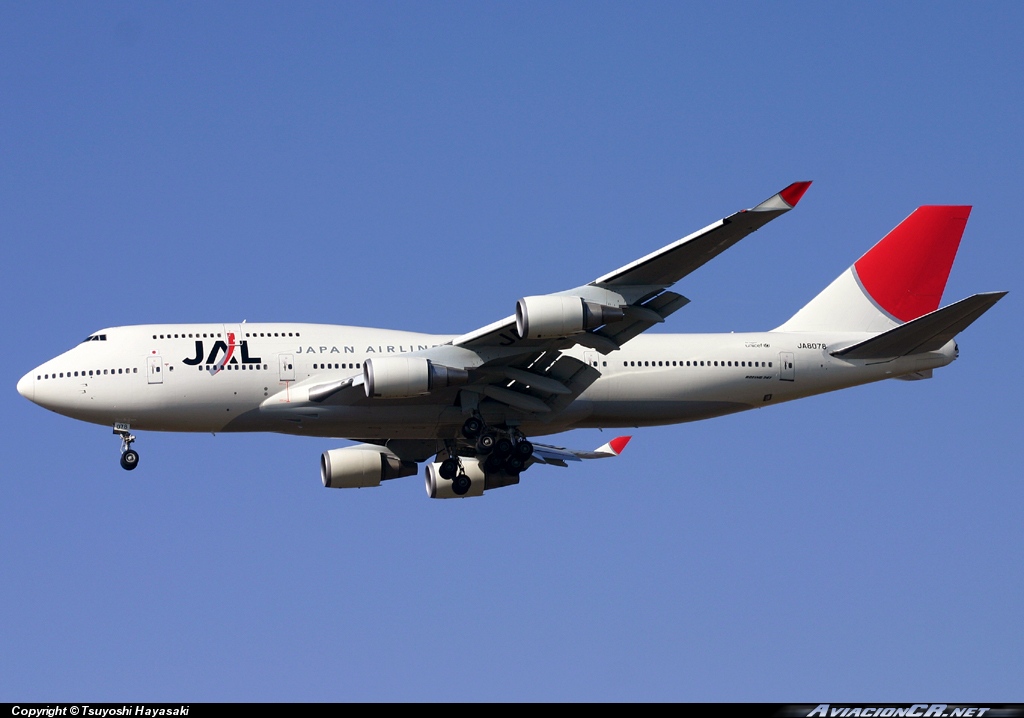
[596,291,691,350]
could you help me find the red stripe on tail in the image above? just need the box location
[853,206,971,323]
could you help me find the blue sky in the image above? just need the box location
[3,2,1022,701]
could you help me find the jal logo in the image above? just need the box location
[183,333,263,375]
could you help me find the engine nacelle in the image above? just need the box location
[515,295,624,340]
[424,458,520,499]
[321,445,418,489]
[363,357,469,399]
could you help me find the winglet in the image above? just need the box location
[779,181,812,207]
[595,435,631,456]
[752,181,813,212]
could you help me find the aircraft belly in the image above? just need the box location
[581,399,750,427]
[224,403,446,439]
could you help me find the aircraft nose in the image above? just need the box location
[17,371,35,402]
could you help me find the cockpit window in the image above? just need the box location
[80,334,108,343]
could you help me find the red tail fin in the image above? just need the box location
[853,206,971,322]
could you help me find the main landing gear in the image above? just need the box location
[114,425,139,471]
[452,415,534,494]
[436,444,472,496]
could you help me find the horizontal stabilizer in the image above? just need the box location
[832,292,1006,360]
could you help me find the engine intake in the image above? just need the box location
[363,357,469,399]
[321,445,418,488]
[515,295,624,340]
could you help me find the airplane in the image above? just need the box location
[16,182,1006,498]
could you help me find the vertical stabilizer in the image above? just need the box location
[775,206,971,332]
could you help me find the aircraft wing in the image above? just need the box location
[262,183,811,423]
[531,435,632,467]
[452,181,811,356]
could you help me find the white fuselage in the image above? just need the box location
[18,323,957,440]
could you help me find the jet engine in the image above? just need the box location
[515,295,624,340]
[363,357,469,399]
[424,458,520,499]
[321,445,418,488]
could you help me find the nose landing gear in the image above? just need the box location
[114,424,139,471]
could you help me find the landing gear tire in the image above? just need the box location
[439,458,460,480]
[114,425,139,471]
[461,417,484,440]
[476,431,497,454]
[494,437,514,457]
[452,473,472,496]
[514,440,534,459]
[120,449,139,471]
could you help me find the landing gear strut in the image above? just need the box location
[114,425,139,471]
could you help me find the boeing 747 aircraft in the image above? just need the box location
[17,183,1005,498]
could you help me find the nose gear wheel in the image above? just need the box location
[114,425,139,471]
